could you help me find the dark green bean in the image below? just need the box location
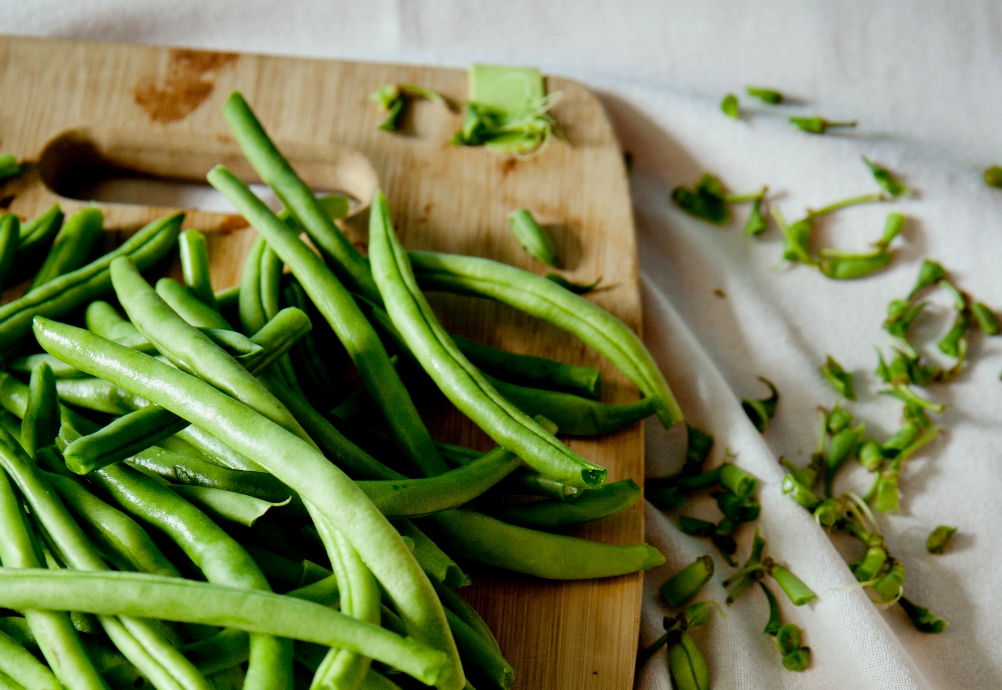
[21,363,59,459]
[181,629,250,675]
[44,472,179,577]
[393,519,471,589]
[0,426,209,690]
[207,166,448,478]
[214,285,240,309]
[10,205,63,284]
[0,213,183,354]
[9,354,88,379]
[221,91,379,302]
[446,608,514,690]
[491,479,640,530]
[409,251,684,428]
[431,579,500,652]
[88,461,293,690]
[0,569,450,686]
[369,192,605,489]
[0,466,106,690]
[179,230,218,311]
[450,334,600,399]
[0,214,19,290]
[35,317,465,690]
[156,277,231,330]
[29,207,104,291]
[486,374,655,436]
[171,485,289,527]
[426,508,663,579]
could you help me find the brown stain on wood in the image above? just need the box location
[218,214,250,233]
[133,49,237,124]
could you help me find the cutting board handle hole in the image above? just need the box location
[36,128,377,216]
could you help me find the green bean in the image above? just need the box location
[450,334,600,399]
[431,580,500,653]
[0,426,212,690]
[396,520,471,589]
[239,237,276,335]
[283,280,342,409]
[0,466,106,690]
[410,250,684,428]
[171,485,289,526]
[221,92,379,302]
[35,318,465,690]
[0,627,59,690]
[0,213,183,354]
[490,478,640,530]
[155,277,231,330]
[243,546,330,591]
[486,374,655,436]
[508,208,559,268]
[9,354,88,379]
[181,629,250,674]
[358,447,521,518]
[426,508,663,579]
[215,285,240,309]
[369,192,605,489]
[446,608,513,690]
[85,301,147,348]
[10,205,63,284]
[44,471,179,577]
[0,214,19,290]
[179,230,218,311]
[208,166,448,479]
[21,363,59,459]
[174,425,264,472]
[29,208,104,291]
[277,194,350,231]
[88,461,293,689]
[499,467,584,501]
[0,568,450,686]
[55,378,136,415]
[330,385,370,422]
[113,258,308,442]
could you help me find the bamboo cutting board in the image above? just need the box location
[0,35,646,689]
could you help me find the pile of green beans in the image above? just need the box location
[0,91,674,690]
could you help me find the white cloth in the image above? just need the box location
[2,2,999,687]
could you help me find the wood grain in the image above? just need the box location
[0,35,646,689]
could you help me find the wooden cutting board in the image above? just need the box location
[0,35,646,690]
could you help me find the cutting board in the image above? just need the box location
[0,35,646,690]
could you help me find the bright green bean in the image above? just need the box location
[0,626,59,690]
[450,334,600,399]
[29,208,104,291]
[171,485,289,526]
[0,214,19,289]
[0,466,106,690]
[9,354,88,379]
[410,251,684,428]
[85,301,148,348]
[491,478,640,530]
[439,444,583,501]
[179,230,218,311]
[486,374,655,436]
[0,430,204,690]
[358,447,521,518]
[207,165,447,478]
[44,471,179,577]
[369,192,605,488]
[395,520,471,589]
[221,91,378,302]
[277,194,350,231]
[174,425,264,472]
[55,378,136,415]
[11,205,63,285]
[0,213,182,353]
[0,569,449,686]
[214,285,240,309]
[34,318,465,690]
[156,277,231,330]
[426,508,663,579]
[239,237,269,334]
[21,363,59,458]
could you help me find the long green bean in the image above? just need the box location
[0,213,183,353]
[410,251,684,428]
[0,625,60,690]
[35,318,464,690]
[87,461,293,690]
[394,520,470,589]
[181,629,250,675]
[446,608,513,690]
[29,208,104,291]
[490,479,641,530]
[9,354,88,379]
[431,580,500,653]
[0,569,449,686]
[450,334,600,399]
[239,236,277,335]
[221,91,379,302]
[10,205,63,284]
[179,230,219,311]
[368,191,605,489]
[171,485,290,526]
[437,442,583,501]
[207,165,448,478]
[0,428,208,690]
[283,279,342,409]
[0,466,106,690]
[156,277,231,330]
[425,508,663,579]
[21,363,59,458]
